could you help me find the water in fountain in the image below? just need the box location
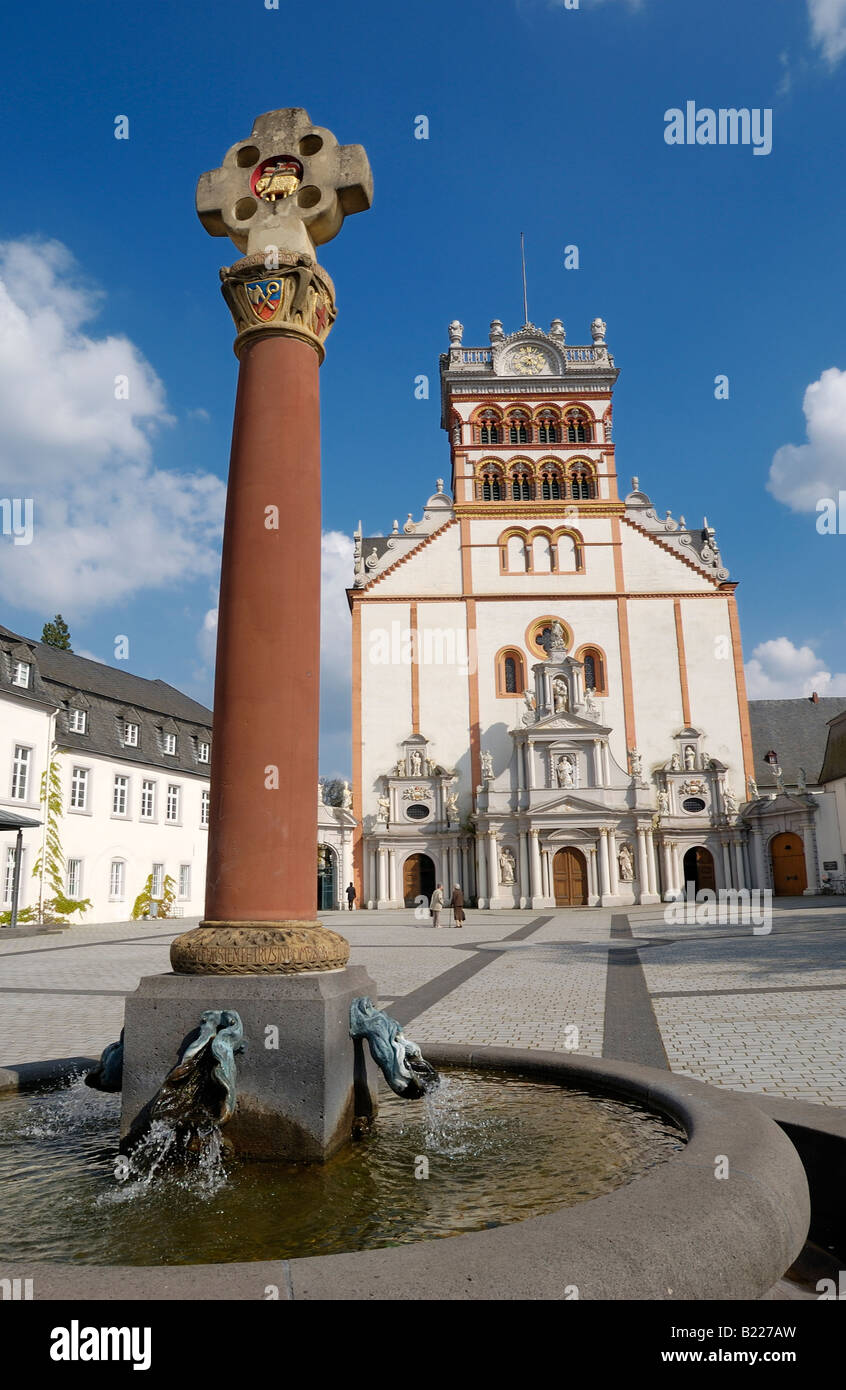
[0,1068,684,1265]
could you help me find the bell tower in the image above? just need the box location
[439,316,620,512]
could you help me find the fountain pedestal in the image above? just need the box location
[120,965,380,1162]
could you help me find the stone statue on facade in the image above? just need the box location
[499,847,516,885]
[684,744,696,771]
[410,749,423,775]
[657,789,670,815]
[723,783,738,815]
[584,687,600,720]
[395,756,406,777]
[376,794,390,823]
[341,780,353,810]
[618,844,634,882]
[556,755,575,789]
[670,751,681,772]
[552,677,569,713]
[481,749,494,781]
[522,690,537,725]
[628,747,643,779]
[446,791,459,824]
[747,775,759,800]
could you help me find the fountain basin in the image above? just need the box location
[0,1045,809,1300]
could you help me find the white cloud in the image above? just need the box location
[767,366,846,512]
[808,0,846,65]
[745,637,846,699]
[0,238,225,615]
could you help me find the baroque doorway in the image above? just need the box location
[682,846,716,896]
[553,847,588,906]
[770,832,807,896]
[402,852,436,907]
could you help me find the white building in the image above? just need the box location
[0,624,212,925]
[349,315,826,908]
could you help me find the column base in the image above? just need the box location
[170,920,350,975]
[638,893,662,905]
[530,895,554,909]
[601,894,622,907]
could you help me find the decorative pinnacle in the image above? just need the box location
[197,107,373,259]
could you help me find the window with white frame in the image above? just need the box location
[151,862,164,897]
[163,732,177,756]
[68,707,88,734]
[3,846,16,905]
[166,784,180,823]
[197,740,210,764]
[140,779,155,819]
[124,721,139,747]
[11,745,31,801]
[109,860,125,899]
[70,765,89,811]
[12,660,31,688]
[66,858,82,898]
[178,863,191,899]
[201,789,210,826]
[113,775,129,816]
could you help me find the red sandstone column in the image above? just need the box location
[170,108,372,975]
[205,334,321,923]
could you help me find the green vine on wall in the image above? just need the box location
[131,872,177,921]
[0,759,92,926]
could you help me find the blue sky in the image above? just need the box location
[1,0,845,774]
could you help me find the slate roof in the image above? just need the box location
[0,623,212,779]
[748,697,846,789]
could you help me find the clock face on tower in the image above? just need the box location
[508,345,549,376]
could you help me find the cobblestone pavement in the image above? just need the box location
[0,898,844,1104]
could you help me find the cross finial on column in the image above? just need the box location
[197,107,373,259]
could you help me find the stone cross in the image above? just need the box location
[197,107,373,259]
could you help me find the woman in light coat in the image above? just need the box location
[430,883,445,928]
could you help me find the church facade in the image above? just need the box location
[348,315,779,909]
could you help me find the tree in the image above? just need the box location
[41,615,72,650]
[131,873,177,921]
[320,777,345,807]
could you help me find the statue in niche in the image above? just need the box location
[499,847,516,884]
[670,752,681,772]
[552,677,569,713]
[747,775,759,799]
[723,783,738,815]
[628,747,643,779]
[481,749,494,781]
[377,794,390,823]
[446,791,459,823]
[556,755,575,789]
[618,844,634,882]
[684,745,697,770]
[657,789,670,815]
[410,749,423,776]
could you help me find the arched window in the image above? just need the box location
[496,648,526,696]
[565,409,592,444]
[478,465,504,501]
[568,463,595,499]
[510,465,533,500]
[508,411,531,445]
[540,464,562,500]
[531,533,553,573]
[478,410,501,445]
[579,646,607,696]
[537,410,560,444]
[505,533,528,572]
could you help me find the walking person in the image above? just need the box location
[450,883,465,928]
[345,881,356,911]
[430,882,445,928]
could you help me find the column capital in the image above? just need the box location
[220,252,337,361]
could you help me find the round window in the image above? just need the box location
[682,797,706,813]
[406,803,430,820]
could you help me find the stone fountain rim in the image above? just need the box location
[0,1045,810,1301]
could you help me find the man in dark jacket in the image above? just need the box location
[346,882,356,910]
[450,884,465,927]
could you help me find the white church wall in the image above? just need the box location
[628,599,686,774]
[360,601,413,813]
[621,524,718,594]
[363,525,461,597]
[681,597,745,777]
[416,599,474,805]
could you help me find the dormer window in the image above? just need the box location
[124,721,139,747]
[163,732,177,756]
[197,739,210,764]
[12,661,31,689]
[68,707,88,734]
